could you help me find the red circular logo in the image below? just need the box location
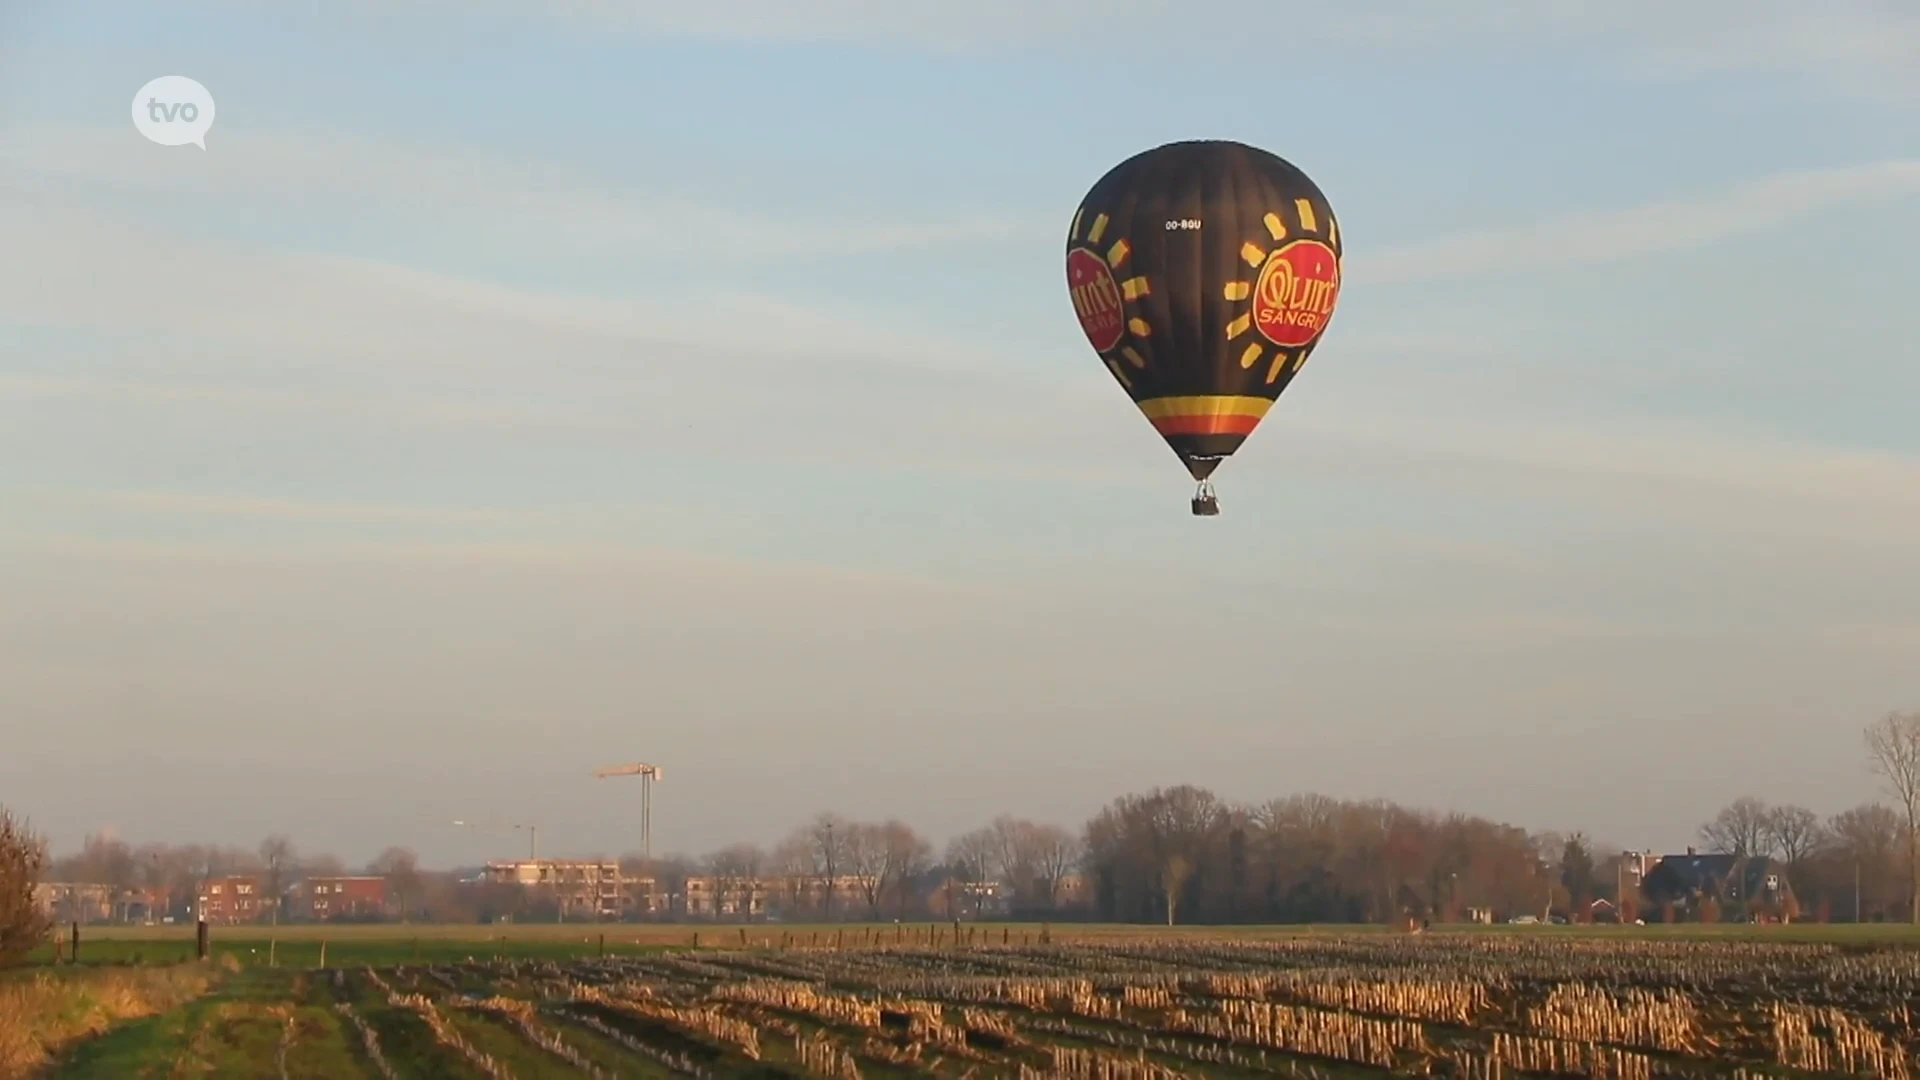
[1066,247,1125,353]
[1252,240,1340,348]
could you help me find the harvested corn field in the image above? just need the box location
[33,935,1920,1077]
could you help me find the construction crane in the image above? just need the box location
[593,762,662,862]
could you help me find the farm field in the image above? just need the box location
[15,931,1920,1077]
[35,919,1920,970]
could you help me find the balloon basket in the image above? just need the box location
[1191,481,1219,516]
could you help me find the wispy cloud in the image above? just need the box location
[309,0,1920,96]
[43,489,535,526]
[0,530,989,597]
[1626,2,1920,95]
[1354,161,1920,283]
[1,127,1036,261]
[6,180,1919,537]
[0,185,994,387]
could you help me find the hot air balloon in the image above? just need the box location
[1065,140,1342,515]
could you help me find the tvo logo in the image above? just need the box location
[131,76,216,149]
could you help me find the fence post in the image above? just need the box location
[70,922,80,964]
[196,919,210,961]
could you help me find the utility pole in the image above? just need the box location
[1856,858,1863,923]
[593,763,663,862]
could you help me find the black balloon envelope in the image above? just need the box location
[1065,140,1343,515]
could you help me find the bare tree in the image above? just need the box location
[1030,825,1083,912]
[986,817,1040,897]
[704,842,763,919]
[881,821,931,919]
[809,813,850,919]
[302,853,348,878]
[0,807,51,967]
[945,828,997,918]
[769,831,816,917]
[259,835,297,925]
[367,847,421,922]
[1825,803,1904,920]
[1865,711,1920,923]
[838,824,890,918]
[58,832,137,894]
[1700,797,1773,857]
[1763,805,1823,882]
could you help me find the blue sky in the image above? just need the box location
[2,1,1917,866]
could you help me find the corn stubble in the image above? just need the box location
[226,935,1920,1078]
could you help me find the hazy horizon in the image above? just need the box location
[3,2,1917,870]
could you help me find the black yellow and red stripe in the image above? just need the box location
[1133,395,1273,477]
[1134,395,1271,437]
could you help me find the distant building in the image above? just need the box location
[483,860,657,919]
[1640,847,1796,921]
[32,883,114,923]
[196,876,263,924]
[32,884,175,924]
[292,876,389,921]
[1618,850,1656,896]
[957,880,1011,918]
[121,887,173,924]
[779,875,879,918]
[684,875,769,918]
[1054,873,1091,909]
[683,874,879,919]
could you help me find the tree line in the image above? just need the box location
[5,709,1917,942]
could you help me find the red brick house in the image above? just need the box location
[196,876,263,924]
[294,876,389,921]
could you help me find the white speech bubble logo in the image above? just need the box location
[131,76,216,149]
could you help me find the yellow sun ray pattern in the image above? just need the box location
[1220,197,1337,387]
[1066,205,1154,357]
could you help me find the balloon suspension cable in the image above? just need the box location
[1191,479,1220,516]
